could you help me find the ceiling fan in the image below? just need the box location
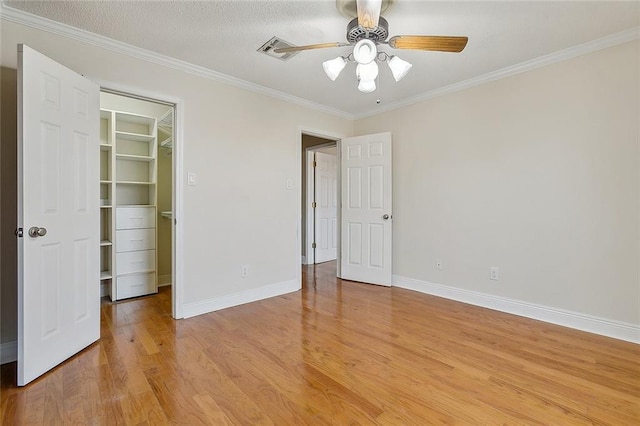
[274,0,468,93]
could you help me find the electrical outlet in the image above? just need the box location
[241,265,249,278]
[436,259,443,270]
[490,266,500,281]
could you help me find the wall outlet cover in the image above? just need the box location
[490,267,500,281]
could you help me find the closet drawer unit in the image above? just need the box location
[116,249,156,275]
[116,207,156,230]
[117,272,156,300]
[116,229,155,253]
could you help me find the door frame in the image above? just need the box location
[297,127,346,285]
[96,80,184,319]
[304,142,337,265]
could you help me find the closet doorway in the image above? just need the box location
[99,90,177,312]
[302,134,338,268]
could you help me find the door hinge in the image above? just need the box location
[15,228,23,238]
[312,202,317,208]
[313,161,317,168]
[312,242,316,249]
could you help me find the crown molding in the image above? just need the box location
[355,25,640,119]
[2,4,637,122]
[0,3,355,120]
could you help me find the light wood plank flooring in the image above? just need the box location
[1,261,639,424]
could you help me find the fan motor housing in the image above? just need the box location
[347,17,389,43]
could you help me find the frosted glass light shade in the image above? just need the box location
[388,55,412,81]
[353,39,377,64]
[322,57,347,81]
[356,62,379,81]
[358,79,376,93]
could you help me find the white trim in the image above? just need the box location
[0,4,353,121]
[182,280,299,319]
[355,26,640,119]
[393,275,640,344]
[172,97,185,319]
[305,150,316,265]
[301,255,306,264]
[1,341,17,365]
[297,127,346,286]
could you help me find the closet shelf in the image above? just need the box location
[100,144,112,151]
[100,271,112,280]
[160,136,173,149]
[100,240,113,247]
[116,154,155,162]
[160,211,172,220]
[116,181,156,185]
[115,131,155,142]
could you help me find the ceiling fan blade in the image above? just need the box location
[388,35,469,53]
[357,0,382,29]
[273,42,350,54]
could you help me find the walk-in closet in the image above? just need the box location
[99,92,174,301]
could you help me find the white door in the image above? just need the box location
[341,133,392,286]
[314,152,337,263]
[18,45,100,386]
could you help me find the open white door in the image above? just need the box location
[18,45,100,386]
[314,151,338,263]
[340,133,392,286]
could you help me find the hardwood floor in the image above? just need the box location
[2,261,639,424]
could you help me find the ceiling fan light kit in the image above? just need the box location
[358,79,377,93]
[272,0,468,94]
[353,39,378,64]
[322,56,348,81]
[387,55,412,82]
[356,61,379,81]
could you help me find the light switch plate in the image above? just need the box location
[187,172,196,186]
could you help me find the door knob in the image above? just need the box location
[382,214,390,220]
[28,227,47,238]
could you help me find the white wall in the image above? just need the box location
[0,18,353,332]
[355,40,640,328]
[100,92,172,118]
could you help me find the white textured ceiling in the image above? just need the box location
[3,0,639,117]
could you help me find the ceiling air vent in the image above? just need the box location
[257,36,300,61]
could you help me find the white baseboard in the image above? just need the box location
[182,279,300,319]
[158,274,172,287]
[1,340,17,365]
[393,275,640,344]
